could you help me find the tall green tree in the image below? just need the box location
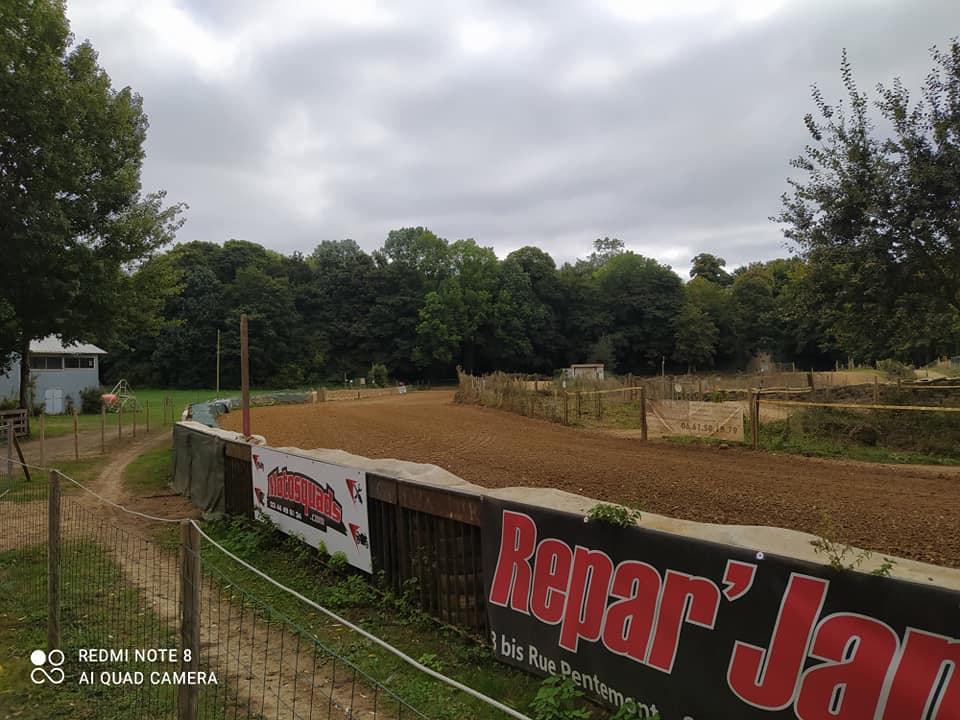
[0,0,184,406]
[594,253,684,372]
[673,303,719,372]
[776,41,960,363]
[689,253,732,286]
[369,227,450,378]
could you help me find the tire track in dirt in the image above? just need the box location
[222,390,960,568]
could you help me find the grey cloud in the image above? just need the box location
[69,0,960,273]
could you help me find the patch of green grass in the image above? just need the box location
[758,408,960,466]
[122,447,172,494]
[0,542,229,719]
[200,517,543,720]
[32,387,314,439]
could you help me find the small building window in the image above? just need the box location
[64,357,95,369]
[32,356,63,370]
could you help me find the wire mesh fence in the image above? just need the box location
[0,458,532,720]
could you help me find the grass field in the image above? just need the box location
[122,446,173,493]
[0,543,212,719]
[32,387,286,439]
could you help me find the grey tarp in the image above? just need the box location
[172,423,227,516]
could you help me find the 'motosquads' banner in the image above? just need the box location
[251,447,371,572]
[481,497,960,719]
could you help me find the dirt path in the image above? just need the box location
[14,425,170,467]
[221,390,960,568]
[2,433,389,720]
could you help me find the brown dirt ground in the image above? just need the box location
[222,390,960,569]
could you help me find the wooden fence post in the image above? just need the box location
[48,470,61,652]
[240,314,251,437]
[751,391,760,450]
[118,404,123,441]
[179,520,201,720]
[73,410,79,461]
[146,400,150,433]
[132,402,137,439]
[563,392,569,425]
[577,391,582,418]
[640,386,648,441]
[874,376,880,405]
[100,405,105,454]
[40,413,46,467]
[5,419,13,478]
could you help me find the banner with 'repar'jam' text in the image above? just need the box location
[481,497,959,719]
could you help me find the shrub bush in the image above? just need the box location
[877,359,914,381]
[80,386,106,414]
[367,362,389,387]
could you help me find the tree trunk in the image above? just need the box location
[18,334,30,410]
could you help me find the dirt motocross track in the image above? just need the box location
[221,390,960,569]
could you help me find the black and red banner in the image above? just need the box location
[481,497,960,719]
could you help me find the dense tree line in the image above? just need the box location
[96,232,958,389]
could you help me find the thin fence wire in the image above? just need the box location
[0,456,533,720]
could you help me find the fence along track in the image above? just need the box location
[0,459,531,720]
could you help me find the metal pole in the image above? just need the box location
[146,400,150,433]
[216,329,221,399]
[178,520,201,720]
[132,401,136,439]
[118,404,123,441]
[100,404,105,454]
[48,470,61,652]
[240,314,251,436]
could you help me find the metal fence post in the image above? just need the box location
[73,410,79,461]
[179,520,201,720]
[48,470,61,652]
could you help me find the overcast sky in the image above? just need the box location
[66,0,959,274]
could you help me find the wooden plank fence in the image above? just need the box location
[0,409,28,438]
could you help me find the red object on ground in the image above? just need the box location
[101,393,118,406]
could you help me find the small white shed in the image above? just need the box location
[0,336,107,413]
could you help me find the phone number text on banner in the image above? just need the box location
[251,447,372,573]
